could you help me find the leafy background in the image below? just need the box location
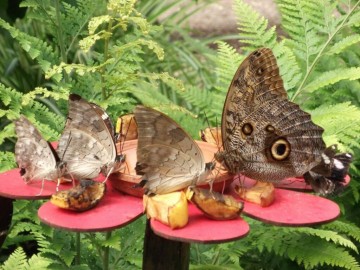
[0,0,360,269]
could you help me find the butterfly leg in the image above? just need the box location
[37,178,45,196]
[103,167,114,183]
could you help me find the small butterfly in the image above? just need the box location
[57,94,123,180]
[14,116,66,184]
[134,105,215,195]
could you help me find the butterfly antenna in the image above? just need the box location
[61,131,73,162]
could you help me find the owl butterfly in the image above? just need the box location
[215,47,352,195]
[14,116,66,184]
[57,94,123,180]
[134,105,215,195]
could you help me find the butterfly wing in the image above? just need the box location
[14,116,61,182]
[219,48,325,182]
[135,106,211,194]
[57,94,118,179]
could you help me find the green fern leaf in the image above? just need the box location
[323,220,360,243]
[234,0,277,50]
[310,102,360,151]
[0,247,27,270]
[327,34,360,55]
[295,227,358,252]
[304,67,360,93]
[287,235,360,269]
[24,255,51,270]
[215,41,243,92]
[0,152,16,172]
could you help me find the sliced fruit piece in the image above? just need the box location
[235,181,275,207]
[50,179,106,211]
[143,191,188,229]
[186,187,243,220]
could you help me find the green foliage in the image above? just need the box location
[1,0,360,269]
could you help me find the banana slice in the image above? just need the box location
[143,191,188,229]
[186,187,243,220]
[50,179,106,211]
[235,181,275,207]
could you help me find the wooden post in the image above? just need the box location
[0,197,13,248]
[142,219,190,270]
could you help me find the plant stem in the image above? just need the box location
[75,232,81,264]
[291,0,360,102]
[54,0,69,83]
[101,19,113,100]
[103,231,111,270]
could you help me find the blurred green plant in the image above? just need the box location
[1,0,360,269]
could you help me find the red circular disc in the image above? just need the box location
[0,169,72,199]
[38,183,144,232]
[150,203,249,244]
[242,188,340,226]
[274,175,351,191]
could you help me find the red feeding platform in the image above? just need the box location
[274,175,351,191]
[150,203,250,244]
[38,182,144,232]
[242,188,340,226]
[0,169,72,199]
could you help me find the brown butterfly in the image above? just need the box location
[134,105,215,195]
[57,94,123,180]
[215,48,352,195]
[14,116,66,183]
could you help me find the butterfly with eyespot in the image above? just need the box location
[215,47,352,195]
[57,94,124,180]
[134,105,215,195]
[14,94,123,186]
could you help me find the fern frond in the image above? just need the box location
[286,235,360,270]
[215,41,243,92]
[310,102,360,151]
[0,247,27,270]
[295,227,358,252]
[0,152,16,172]
[273,42,302,92]
[0,18,58,73]
[234,0,277,51]
[323,220,360,243]
[304,67,360,93]
[327,34,360,55]
[102,233,121,251]
[21,87,68,106]
[24,254,51,270]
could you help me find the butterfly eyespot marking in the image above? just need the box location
[253,50,262,57]
[265,125,275,132]
[257,67,264,75]
[242,123,253,136]
[270,138,290,161]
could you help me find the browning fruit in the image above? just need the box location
[186,187,243,220]
[143,191,188,229]
[235,181,275,207]
[50,179,106,211]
